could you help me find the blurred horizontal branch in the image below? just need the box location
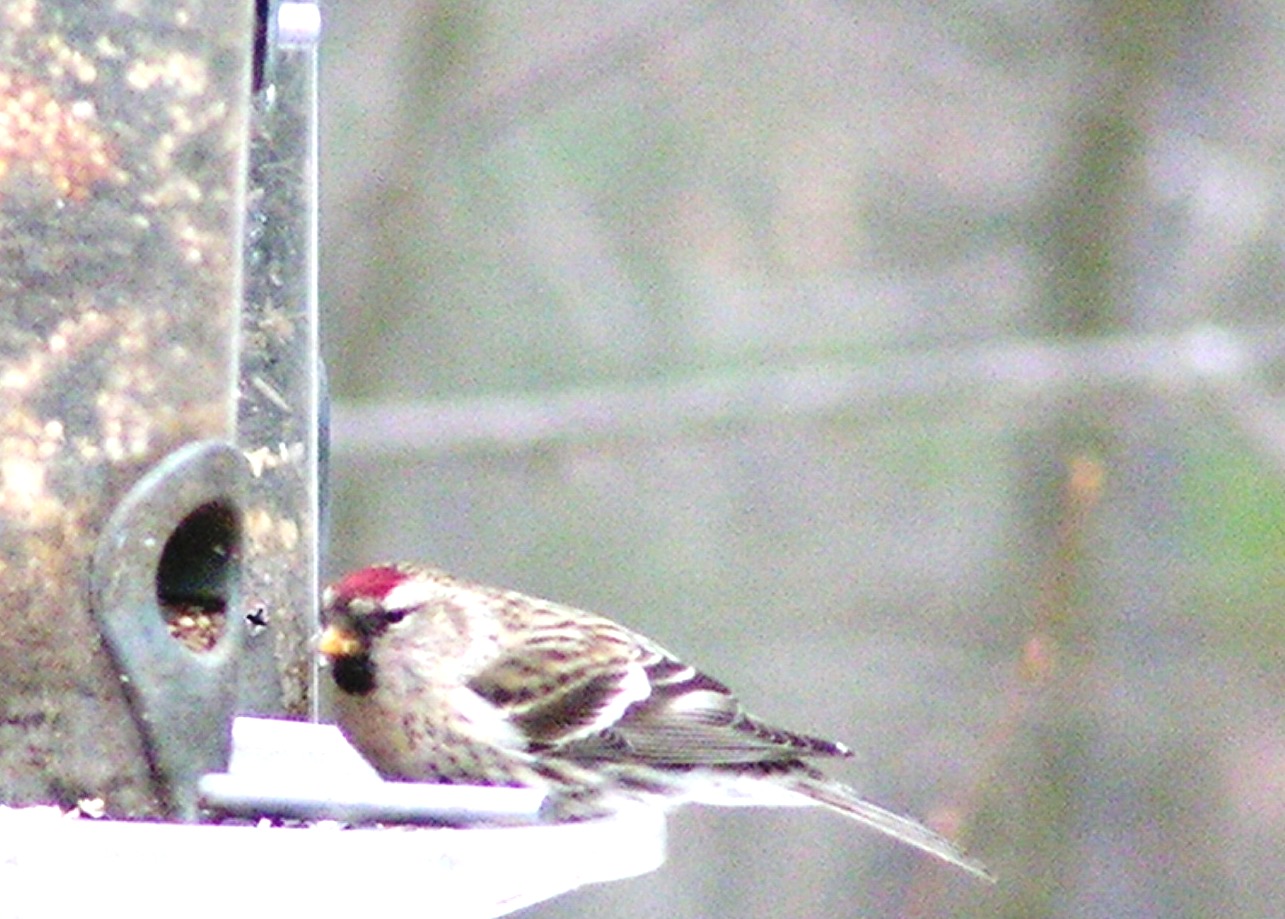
[332,324,1285,463]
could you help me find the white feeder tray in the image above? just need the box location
[0,718,667,919]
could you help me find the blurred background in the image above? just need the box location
[318,1,1285,916]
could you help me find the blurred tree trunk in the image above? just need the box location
[991,1,1237,915]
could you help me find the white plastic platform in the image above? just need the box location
[1,718,666,919]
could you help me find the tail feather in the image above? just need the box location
[789,773,995,883]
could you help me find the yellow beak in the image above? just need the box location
[317,624,364,659]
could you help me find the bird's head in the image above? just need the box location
[318,563,443,696]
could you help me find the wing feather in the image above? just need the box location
[467,599,849,767]
[466,623,650,747]
[559,642,851,766]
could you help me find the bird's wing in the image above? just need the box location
[468,605,849,766]
[465,613,652,748]
[566,643,853,765]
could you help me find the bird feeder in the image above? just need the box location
[0,3,663,915]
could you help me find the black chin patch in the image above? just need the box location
[331,654,377,696]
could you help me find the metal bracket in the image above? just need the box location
[90,441,252,820]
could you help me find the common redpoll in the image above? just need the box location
[319,563,992,881]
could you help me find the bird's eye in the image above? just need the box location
[380,608,409,626]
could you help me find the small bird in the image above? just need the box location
[318,563,992,881]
